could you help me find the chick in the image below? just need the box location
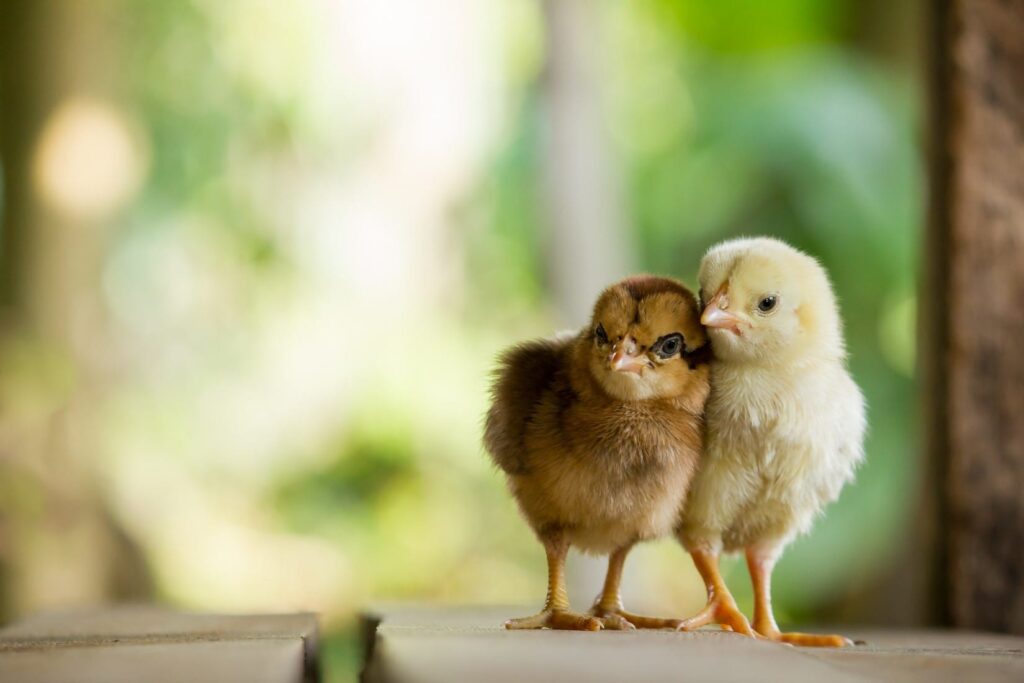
[485,275,710,631]
[676,237,865,647]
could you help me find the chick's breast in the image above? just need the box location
[485,334,704,555]
[680,362,865,553]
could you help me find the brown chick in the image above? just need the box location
[484,275,710,631]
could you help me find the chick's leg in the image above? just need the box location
[505,531,602,631]
[746,545,851,647]
[678,548,755,635]
[589,544,682,630]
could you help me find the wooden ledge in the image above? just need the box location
[360,606,1024,683]
[0,606,319,683]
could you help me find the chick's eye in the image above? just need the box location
[654,333,683,359]
[595,323,609,345]
[757,295,778,313]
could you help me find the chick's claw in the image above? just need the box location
[594,612,636,631]
[504,609,603,631]
[618,612,684,630]
[591,605,682,631]
[757,627,853,648]
[678,596,756,636]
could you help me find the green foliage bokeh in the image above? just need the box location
[102,1,921,680]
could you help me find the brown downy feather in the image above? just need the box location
[484,276,710,555]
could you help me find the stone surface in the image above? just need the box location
[361,606,1024,683]
[0,606,319,683]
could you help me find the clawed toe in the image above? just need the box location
[596,613,636,631]
[591,604,681,630]
[751,620,851,647]
[505,609,603,631]
[677,596,755,636]
[773,631,852,648]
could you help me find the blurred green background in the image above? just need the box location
[0,0,923,680]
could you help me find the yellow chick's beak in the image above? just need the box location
[702,292,742,336]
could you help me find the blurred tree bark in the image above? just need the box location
[0,0,150,620]
[927,0,1024,633]
[0,2,36,308]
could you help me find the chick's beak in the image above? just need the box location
[610,350,645,375]
[701,291,742,335]
[609,337,646,375]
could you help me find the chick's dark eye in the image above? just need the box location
[595,323,609,345]
[654,333,683,359]
[758,295,778,313]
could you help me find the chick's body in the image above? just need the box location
[486,276,709,631]
[677,237,865,647]
[496,336,703,555]
[682,360,863,553]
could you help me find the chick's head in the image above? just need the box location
[697,237,844,364]
[585,275,708,401]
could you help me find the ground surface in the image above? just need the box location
[0,606,319,683]
[361,606,1024,683]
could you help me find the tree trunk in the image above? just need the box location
[0,0,151,619]
[927,0,1024,634]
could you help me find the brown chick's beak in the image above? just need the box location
[702,296,742,336]
[609,348,647,375]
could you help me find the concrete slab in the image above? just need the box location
[0,606,319,683]
[360,606,1024,683]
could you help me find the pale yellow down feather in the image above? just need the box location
[679,237,866,556]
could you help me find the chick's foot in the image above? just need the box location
[590,604,682,631]
[744,547,851,647]
[677,595,755,636]
[505,609,603,631]
[754,623,852,648]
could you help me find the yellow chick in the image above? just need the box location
[676,237,865,647]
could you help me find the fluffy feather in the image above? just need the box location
[677,237,865,647]
[680,237,864,551]
[485,275,709,630]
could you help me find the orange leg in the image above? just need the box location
[505,531,602,631]
[590,544,682,630]
[677,549,756,635]
[746,546,852,647]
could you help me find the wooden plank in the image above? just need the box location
[359,607,1024,683]
[0,607,320,683]
[929,0,1024,633]
[0,640,307,683]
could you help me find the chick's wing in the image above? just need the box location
[484,334,575,476]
